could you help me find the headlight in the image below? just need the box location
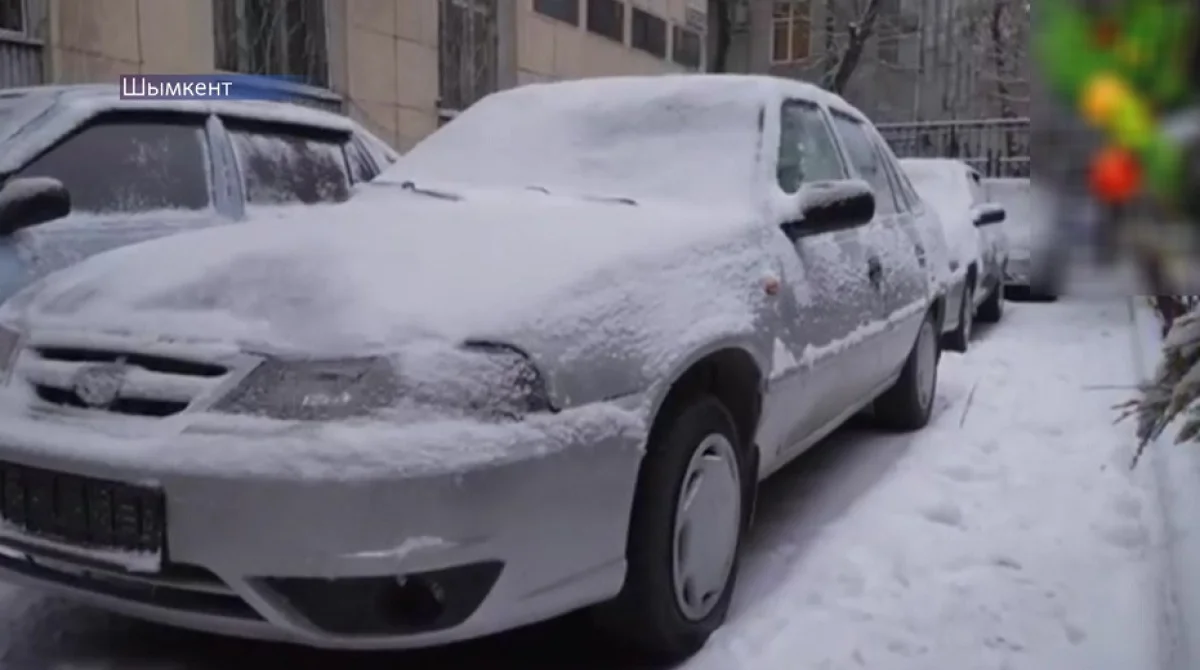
[399,341,553,420]
[213,343,552,422]
[213,356,400,421]
[0,324,19,379]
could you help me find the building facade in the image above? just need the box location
[722,0,1028,123]
[0,0,708,150]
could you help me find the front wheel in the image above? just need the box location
[592,394,748,662]
[875,311,939,431]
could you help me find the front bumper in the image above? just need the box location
[0,397,646,649]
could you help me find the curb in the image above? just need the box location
[1128,298,1200,670]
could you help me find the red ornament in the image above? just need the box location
[1094,18,1119,48]
[1090,147,1141,203]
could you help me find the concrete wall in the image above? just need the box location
[30,0,704,151]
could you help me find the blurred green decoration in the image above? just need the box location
[1036,0,1195,210]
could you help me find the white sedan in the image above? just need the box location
[901,158,1009,351]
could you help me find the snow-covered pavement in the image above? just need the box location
[0,299,1168,669]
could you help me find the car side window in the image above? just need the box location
[872,139,916,212]
[829,112,900,215]
[346,140,377,185]
[223,119,352,205]
[776,100,846,194]
[16,113,210,214]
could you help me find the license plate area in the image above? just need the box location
[0,460,165,570]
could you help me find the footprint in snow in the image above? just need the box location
[1110,493,1144,521]
[920,501,965,529]
[1064,622,1088,645]
[1097,522,1149,550]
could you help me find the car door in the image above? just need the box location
[218,117,355,216]
[0,110,229,303]
[827,111,925,388]
[758,99,886,464]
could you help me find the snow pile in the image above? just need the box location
[901,158,980,273]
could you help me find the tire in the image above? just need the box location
[592,394,749,662]
[942,285,973,353]
[874,311,939,431]
[976,276,1005,323]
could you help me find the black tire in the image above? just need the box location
[942,285,973,353]
[976,276,1005,323]
[592,394,749,662]
[875,311,939,431]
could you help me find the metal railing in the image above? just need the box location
[876,117,1030,178]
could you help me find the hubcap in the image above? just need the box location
[671,433,742,622]
[915,320,937,412]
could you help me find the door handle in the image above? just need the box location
[867,256,883,287]
[914,243,927,268]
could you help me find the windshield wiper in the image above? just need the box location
[525,185,637,207]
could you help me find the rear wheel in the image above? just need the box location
[593,394,747,662]
[875,311,939,431]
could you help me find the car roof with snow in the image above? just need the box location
[392,74,870,205]
[0,84,358,174]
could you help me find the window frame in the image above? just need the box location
[770,0,811,64]
[220,117,355,207]
[630,6,668,59]
[14,110,216,216]
[828,110,902,215]
[0,0,26,36]
[671,24,703,70]
[212,0,331,90]
[532,0,579,26]
[586,0,626,44]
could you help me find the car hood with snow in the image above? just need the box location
[0,182,778,410]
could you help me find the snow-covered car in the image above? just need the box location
[0,75,947,660]
[901,158,1009,351]
[0,84,398,304]
[985,177,1061,300]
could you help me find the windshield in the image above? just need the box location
[902,160,973,222]
[389,77,765,203]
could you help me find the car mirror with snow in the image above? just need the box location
[972,203,1006,227]
[0,177,71,237]
[783,179,876,240]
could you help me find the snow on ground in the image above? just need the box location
[0,299,1168,669]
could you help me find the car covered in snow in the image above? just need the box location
[0,84,398,304]
[0,75,947,660]
[984,176,1060,300]
[900,158,1009,351]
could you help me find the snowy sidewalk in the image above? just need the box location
[687,298,1166,670]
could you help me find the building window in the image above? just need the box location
[212,0,330,89]
[533,0,579,25]
[771,0,810,63]
[671,25,702,70]
[0,0,24,33]
[438,0,498,114]
[630,7,666,58]
[587,0,625,43]
[876,0,900,64]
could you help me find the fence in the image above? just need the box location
[876,118,1030,178]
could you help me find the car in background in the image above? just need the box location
[900,158,1008,352]
[0,75,946,661]
[984,176,1059,301]
[0,84,397,304]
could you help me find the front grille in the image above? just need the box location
[17,345,231,418]
[0,460,165,555]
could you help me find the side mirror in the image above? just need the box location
[783,179,875,240]
[0,177,71,237]
[972,203,1006,227]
